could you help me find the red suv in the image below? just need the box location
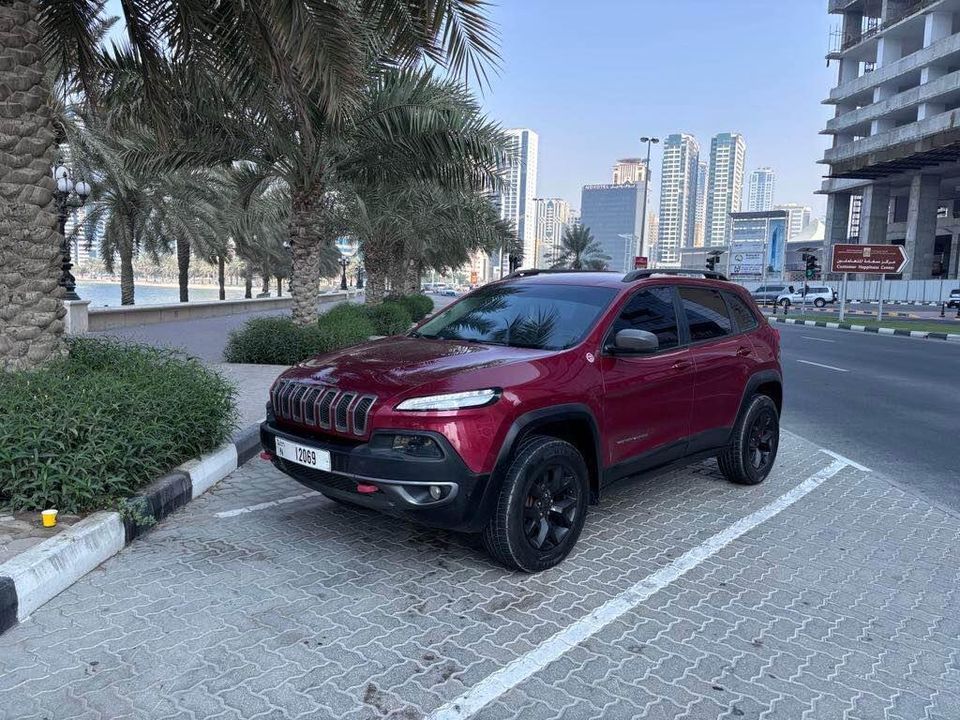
[260,269,782,572]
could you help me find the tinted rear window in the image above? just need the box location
[724,292,759,332]
[679,287,733,342]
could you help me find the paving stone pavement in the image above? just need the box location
[1,431,958,720]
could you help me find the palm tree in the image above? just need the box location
[1,1,498,368]
[552,225,610,271]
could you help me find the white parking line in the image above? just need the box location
[214,491,322,518]
[796,359,849,372]
[427,457,853,720]
[801,335,836,343]
[819,448,872,472]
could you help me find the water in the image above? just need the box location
[75,282,248,307]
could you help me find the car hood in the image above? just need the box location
[278,336,551,398]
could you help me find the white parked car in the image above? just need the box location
[777,286,838,308]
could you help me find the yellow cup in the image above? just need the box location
[41,509,58,528]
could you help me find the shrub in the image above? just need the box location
[390,293,434,322]
[0,338,236,513]
[316,303,377,347]
[224,316,328,365]
[365,300,413,335]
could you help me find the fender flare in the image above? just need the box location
[734,369,783,423]
[475,404,604,522]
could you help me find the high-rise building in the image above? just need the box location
[493,128,539,275]
[774,203,812,241]
[694,160,708,248]
[747,167,776,211]
[646,211,659,260]
[580,182,646,273]
[612,158,649,185]
[705,132,746,246]
[821,1,960,278]
[533,197,571,267]
[658,133,700,266]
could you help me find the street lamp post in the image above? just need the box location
[339,256,349,290]
[52,163,90,301]
[637,136,660,263]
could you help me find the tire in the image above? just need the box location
[481,436,589,572]
[779,298,790,308]
[814,298,826,308]
[717,394,780,486]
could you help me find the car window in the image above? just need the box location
[415,282,617,350]
[679,287,733,342]
[724,292,759,332]
[611,287,679,351]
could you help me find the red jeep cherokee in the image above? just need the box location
[260,269,782,572]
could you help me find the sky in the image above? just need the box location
[477,0,836,217]
[103,0,836,215]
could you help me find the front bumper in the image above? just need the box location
[259,419,496,532]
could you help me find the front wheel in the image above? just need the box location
[717,395,780,485]
[482,436,589,572]
[779,298,791,308]
[814,298,826,308]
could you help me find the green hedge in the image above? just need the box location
[389,293,434,322]
[224,296,427,365]
[0,338,236,513]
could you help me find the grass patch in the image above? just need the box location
[0,338,236,513]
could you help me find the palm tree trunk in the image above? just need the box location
[288,191,320,324]
[217,256,225,300]
[261,273,270,296]
[119,245,135,305]
[276,276,282,297]
[0,1,66,371]
[362,231,390,304]
[244,264,253,299]
[177,238,190,302]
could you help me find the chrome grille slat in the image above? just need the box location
[272,382,376,436]
[352,396,375,435]
[334,393,356,433]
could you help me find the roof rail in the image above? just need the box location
[622,268,729,282]
[502,268,608,280]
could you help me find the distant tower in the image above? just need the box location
[658,133,700,266]
[612,158,649,185]
[747,167,776,211]
[705,132,746,246]
[493,128,539,275]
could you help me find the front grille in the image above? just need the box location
[271,381,376,436]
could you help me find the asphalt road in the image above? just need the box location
[777,323,960,514]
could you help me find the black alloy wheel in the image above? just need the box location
[522,464,580,552]
[746,409,777,473]
[717,394,780,485]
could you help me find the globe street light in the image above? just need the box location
[336,237,357,291]
[638,136,660,264]
[52,162,90,301]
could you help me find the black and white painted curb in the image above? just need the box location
[0,423,263,635]
[770,316,960,341]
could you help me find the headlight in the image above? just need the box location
[395,388,500,411]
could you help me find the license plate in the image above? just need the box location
[275,437,331,471]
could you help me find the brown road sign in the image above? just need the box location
[831,244,908,274]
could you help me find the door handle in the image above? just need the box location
[671,360,690,370]
[736,346,752,357]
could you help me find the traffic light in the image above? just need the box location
[706,255,718,272]
[803,253,820,280]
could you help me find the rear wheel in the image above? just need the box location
[779,298,790,308]
[717,395,779,485]
[482,436,589,572]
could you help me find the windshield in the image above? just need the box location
[413,283,617,350]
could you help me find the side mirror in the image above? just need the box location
[613,329,659,354]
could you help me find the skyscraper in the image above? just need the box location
[612,158,649,185]
[494,128,539,274]
[580,183,645,273]
[774,203,812,241]
[705,132,746,246]
[747,167,776,211]
[533,197,571,267]
[658,133,700,266]
[694,160,708,248]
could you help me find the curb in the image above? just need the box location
[0,421,263,635]
[769,316,960,342]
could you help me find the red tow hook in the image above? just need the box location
[356,483,379,494]
[259,450,274,461]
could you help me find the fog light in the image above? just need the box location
[391,434,443,458]
[429,485,443,500]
